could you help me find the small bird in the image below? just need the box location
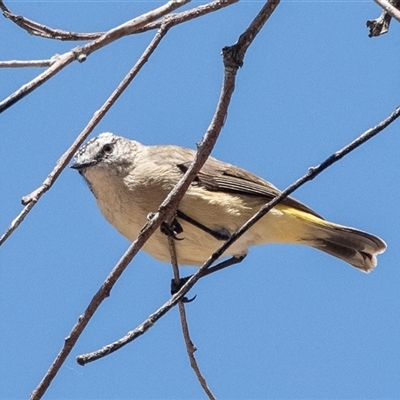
[71,132,386,274]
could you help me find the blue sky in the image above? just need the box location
[1,1,400,399]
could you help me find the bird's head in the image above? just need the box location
[71,132,141,178]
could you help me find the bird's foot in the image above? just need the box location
[171,276,196,303]
[160,219,184,241]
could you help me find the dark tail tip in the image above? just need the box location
[311,238,378,273]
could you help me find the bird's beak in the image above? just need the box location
[70,160,96,171]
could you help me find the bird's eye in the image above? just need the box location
[102,144,113,155]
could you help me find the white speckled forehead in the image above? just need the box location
[74,132,119,159]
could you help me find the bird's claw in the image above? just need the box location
[182,295,197,303]
[161,219,184,240]
[171,276,196,302]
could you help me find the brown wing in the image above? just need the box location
[177,158,323,219]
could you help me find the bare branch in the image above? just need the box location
[172,232,218,399]
[0,51,75,113]
[135,0,239,34]
[223,0,280,68]
[0,0,9,13]
[29,205,166,400]
[1,9,102,40]
[0,0,184,41]
[178,302,216,400]
[27,39,169,398]
[198,105,400,271]
[0,59,54,68]
[0,0,236,113]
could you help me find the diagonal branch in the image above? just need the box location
[1,9,102,40]
[167,234,217,400]
[0,0,237,248]
[135,0,239,35]
[223,0,281,69]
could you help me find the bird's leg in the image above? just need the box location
[176,210,231,241]
[159,210,243,300]
[170,254,247,296]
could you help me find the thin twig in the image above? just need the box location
[178,302,217,400]
[0,0,188,114]
[0,0,180,40]
[198,104,400,271]
[223,0,280,69]
[135,0,239,35]
[168,231,217,400]
[76,0,281,366]
[0,51,75,113]
[0,59,54,68]
[0,0,9,12]
[2,9,102,40]
[168,222,181,285]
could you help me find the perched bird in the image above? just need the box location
[71,132,386,273]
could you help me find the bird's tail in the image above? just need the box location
[308,223,386,272]
[281,207,387,273]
